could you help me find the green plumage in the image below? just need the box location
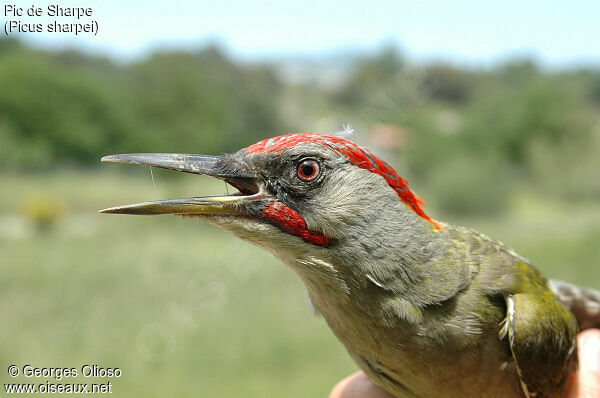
[436,225,579,397]
[301,221,583,398]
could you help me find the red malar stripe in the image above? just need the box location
[261,201,331,247]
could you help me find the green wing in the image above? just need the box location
[449,225,579,397]
[499,262,578,398]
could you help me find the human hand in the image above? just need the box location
[565,329,600,398]
[329,370,393,398]
[330,329,600,398]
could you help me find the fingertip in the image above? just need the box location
[329,371,394,398]
[329,372,361,398]
[578,329,600,374]
[565,329,600,398]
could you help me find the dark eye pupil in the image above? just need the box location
[302,165,314,176]
[297,159,320,182]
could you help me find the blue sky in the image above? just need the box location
[5,0,599,66]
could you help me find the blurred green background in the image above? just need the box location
[2,5,600,396]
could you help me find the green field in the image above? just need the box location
[1,171,599,397]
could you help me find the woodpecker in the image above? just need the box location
[101,132,600,398]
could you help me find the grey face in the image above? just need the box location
[240,142,428,248]
[241,143,349,218]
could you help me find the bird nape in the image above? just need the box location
[101,132,600,398]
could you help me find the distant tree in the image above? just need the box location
[333,46,405,106]
[422,64,477,103]
[0,42,286,168]
[0,49,134,168]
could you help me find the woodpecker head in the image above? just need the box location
[101,133,442,297]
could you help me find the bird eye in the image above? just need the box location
[297,159,320,182]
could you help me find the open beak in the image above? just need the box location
[99,153,262,216]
